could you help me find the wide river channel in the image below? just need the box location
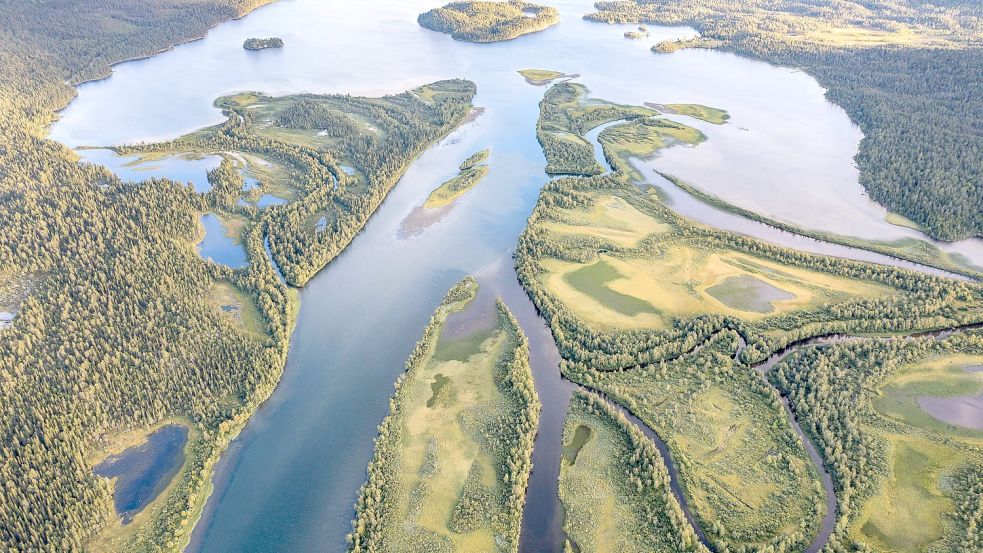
[51,0,983,551]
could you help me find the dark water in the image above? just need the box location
[94,424,189,523]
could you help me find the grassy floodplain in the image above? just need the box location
[208,280,266,340]
[575,334,826,551]
[559,391,707,553]
[516,80,983,552]
[518,69,579,86]
[419,1,559,43]
[516,168,976,369]
[348,278,540,552]
[424,149,491,209]
[771,335,983,551]
[535,82,663,176]
[517,79,983,369]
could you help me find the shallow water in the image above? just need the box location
[76,148,220,193]
[48,0,983,551]
[197,213,248,268]
[917,365,983,430]
[94,425,189,523]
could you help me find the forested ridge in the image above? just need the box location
[586,0,983,241]
[0,1,305,550]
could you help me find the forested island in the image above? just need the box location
[347,278,540,552]
[243,37,283,50]
[419,1,559,42]
[586,0,983,241]
[424,149,490,208]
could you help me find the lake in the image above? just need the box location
[49,0,983,551]
[197,213,248,269]
[94,424,189,523]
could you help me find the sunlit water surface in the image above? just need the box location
[49,0,983,551]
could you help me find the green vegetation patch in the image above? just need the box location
[419,1,559,43]
[563,259,659,317]
[598,117,705,179]
[242,37,283,50]
[582,335,826,551]
[424,149,491,209]
[348,278,540,552]
[518,69,578,86]
[559,391,706,553]
[208,280,267,341]
[771,335,983,552]
[662,104,729,125]
[459,148,489,170]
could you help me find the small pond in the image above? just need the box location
[917,365,983,430]
[77,148,220,193]
[94,424,189,523]
[706,274,795,314]
[197,213,248,268]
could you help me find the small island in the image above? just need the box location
[418,1,559,43]
[423,149,490,209]
[243,37,283,50]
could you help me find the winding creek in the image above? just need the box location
[50,0,983,551]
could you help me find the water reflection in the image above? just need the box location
[75,148,219,193]
[197,213,248,268]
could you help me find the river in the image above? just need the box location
[50,0,982,551]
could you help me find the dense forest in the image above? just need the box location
[586,0,983,241]
[418,1,559,43]
[242,37,283,49]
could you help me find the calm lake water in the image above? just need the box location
[49,0,983,551]
[198,213,248,268]
[76,149,220,193]
[94,425,189,523]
